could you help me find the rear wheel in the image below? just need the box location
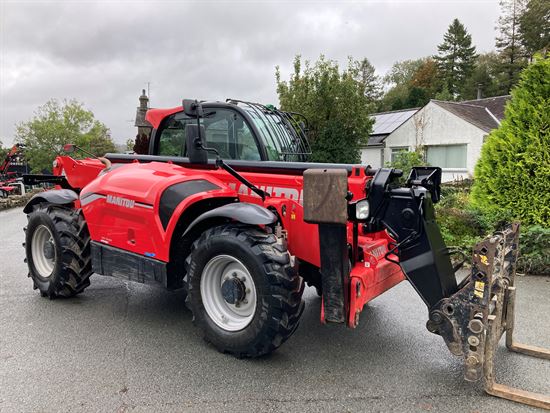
[185,224,304,357]
[24,204,92,298]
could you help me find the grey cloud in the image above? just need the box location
[1,0,500,144]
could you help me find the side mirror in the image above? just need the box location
[185,124,208,164]
[182,99,204,118]
[406,166,442,203]
[63,144,76,154]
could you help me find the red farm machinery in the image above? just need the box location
[22,99,549,409]
[1,144,26,197]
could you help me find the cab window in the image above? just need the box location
[157,113,192,156]
[157,109,261,160]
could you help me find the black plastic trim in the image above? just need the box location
[183,202,277,236]
[91,242,167,287]
[106,153,367,176]
[159,180,220,229]
[23,189,78,214]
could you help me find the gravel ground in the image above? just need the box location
[1,206,549,412]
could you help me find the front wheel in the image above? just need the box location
[185,225,304,357]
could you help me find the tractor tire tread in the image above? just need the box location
[185,224,304,358]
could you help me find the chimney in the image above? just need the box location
[139,89,149,109]
[477,84,483,100]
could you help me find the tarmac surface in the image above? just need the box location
[1,206,549,412]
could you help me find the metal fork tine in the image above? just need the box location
[483,232,550,410]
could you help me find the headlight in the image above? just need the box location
[356,200,370,220]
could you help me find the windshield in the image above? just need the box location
[234,101,311,162]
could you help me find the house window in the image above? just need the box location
[426,144,467,169]
[390,147,408,163]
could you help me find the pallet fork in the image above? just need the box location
[482,224,550,410]
[427,223,549,410]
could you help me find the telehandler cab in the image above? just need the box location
[23,99,549,409]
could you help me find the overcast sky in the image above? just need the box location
[1,0,501,145]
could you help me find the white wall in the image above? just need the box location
[383,102,486,182]
[360,147,383,168]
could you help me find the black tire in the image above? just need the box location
[24,203,92,298]
[185,224,305,357]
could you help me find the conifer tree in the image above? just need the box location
[519,0,550,60]
[434,19,477,97]
[471,56,550,226]
[496,0,528,92]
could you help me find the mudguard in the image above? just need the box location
[183,202,277,236]
[23,189,78,213]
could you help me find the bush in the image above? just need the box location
[517,225,550,275]
[435,181,549,275]
[436,182,486,256]
[385,149,427,184]
[471,55,550,226]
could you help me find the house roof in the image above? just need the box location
[460,95,510,120]
[432,96,510,132]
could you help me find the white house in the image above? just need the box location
[361,96,510,182]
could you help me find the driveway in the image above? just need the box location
[1,207,548,412]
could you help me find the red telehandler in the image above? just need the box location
[0,144,25,197]
[22,100,549,409]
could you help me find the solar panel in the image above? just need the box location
[371,109,418,135]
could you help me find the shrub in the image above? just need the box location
[435,182,549,275]
[436,182,486,256]
[517,225,550,275]
[385,149,427,184]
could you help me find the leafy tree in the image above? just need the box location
[461,52,503,99]
[385,149,428,184]
[410,59,441,97]
[275,55,374,163]
[471,55,550,226]
[434,19,477,97]
[519,0,550,60]
[378,59,425,110]
[384,59,425,86]
[496,0,528,92]
[126,139,135,151]
[404,87,429,108]
[380,58,442,110]
[378,83,409,111]
[15,99,115,172]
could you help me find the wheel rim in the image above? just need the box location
[31,225,56,278]
[200,255,257,332]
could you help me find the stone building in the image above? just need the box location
[133,89,152,154]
